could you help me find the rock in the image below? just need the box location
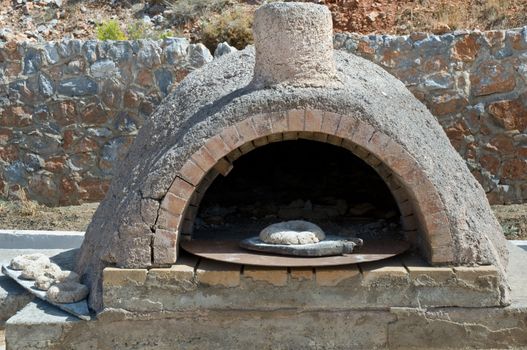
[57,77,98,96]
[214,42,238,58]
[164,38,189,64]
[187,43,213,68]
[471,60,516,96]
[241,235,363,257]
[259,220,326,245]
[154,68,173,95]
[137,40,162,68]
[38,73,54,97]
[90,59,118,79]
[23,48,43,75]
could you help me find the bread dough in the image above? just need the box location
[47,282,89,304]
[259,220,326,245]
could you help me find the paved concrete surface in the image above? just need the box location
[0,230,84,249]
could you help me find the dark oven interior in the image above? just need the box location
[193,140,404,242]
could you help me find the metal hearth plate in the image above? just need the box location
[181,239,410,267]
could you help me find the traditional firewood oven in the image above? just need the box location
[76,2,509,314]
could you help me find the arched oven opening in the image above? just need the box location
[192,139,404,245]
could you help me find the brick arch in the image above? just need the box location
[154,109,454,266]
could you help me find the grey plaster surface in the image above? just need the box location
[507,242,527,306]
[0,230,84,249]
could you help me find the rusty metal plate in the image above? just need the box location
[181,239,410,267]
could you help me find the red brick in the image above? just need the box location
[157,208,181,230]
[269,111,288,133]
[213,158,233,176]
[335,116,358,139]
[204,135,231,161]
[235,119,258,143]
[304,110,323,132]
[252,136,269,148]
[179,159,205,186]
[251,114,273,137]
[220,126,243,149]
[191,146,216,172]
[267,133,283,143]
[168,177,195,200]
[161,192,187,215]
[350,121,376,147]
[287,109,305,131]
[321,112,341,134]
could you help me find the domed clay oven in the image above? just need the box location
[76,2,509,312]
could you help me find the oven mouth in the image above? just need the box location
[193,139,403,244]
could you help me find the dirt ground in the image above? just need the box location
[1,0,525,43]
[0,199,525,240]
[0,199,98,232]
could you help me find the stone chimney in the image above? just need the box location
[251,2,338,87]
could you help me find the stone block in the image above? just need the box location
[196,259,241,287]
[243,266,288,286]
[103,268,148,287]
[403,256,454,284]
[454,265,499,283]
[361,259,408,284]
[148,255,198,283]
[315,265,360,286]
[290,267,313,281]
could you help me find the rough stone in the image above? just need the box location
[214,42,237,57]
[57,77,98,97]
[90,59,118,79]
[252,2,337,87]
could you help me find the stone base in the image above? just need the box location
[101,252,505,312]
[5,300,527,350]
[5,244,526,349]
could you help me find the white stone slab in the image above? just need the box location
[1,265,91,321]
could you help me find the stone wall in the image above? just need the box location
[335,28,527,204]
[0,28,526,205]
[0,38,213,205]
